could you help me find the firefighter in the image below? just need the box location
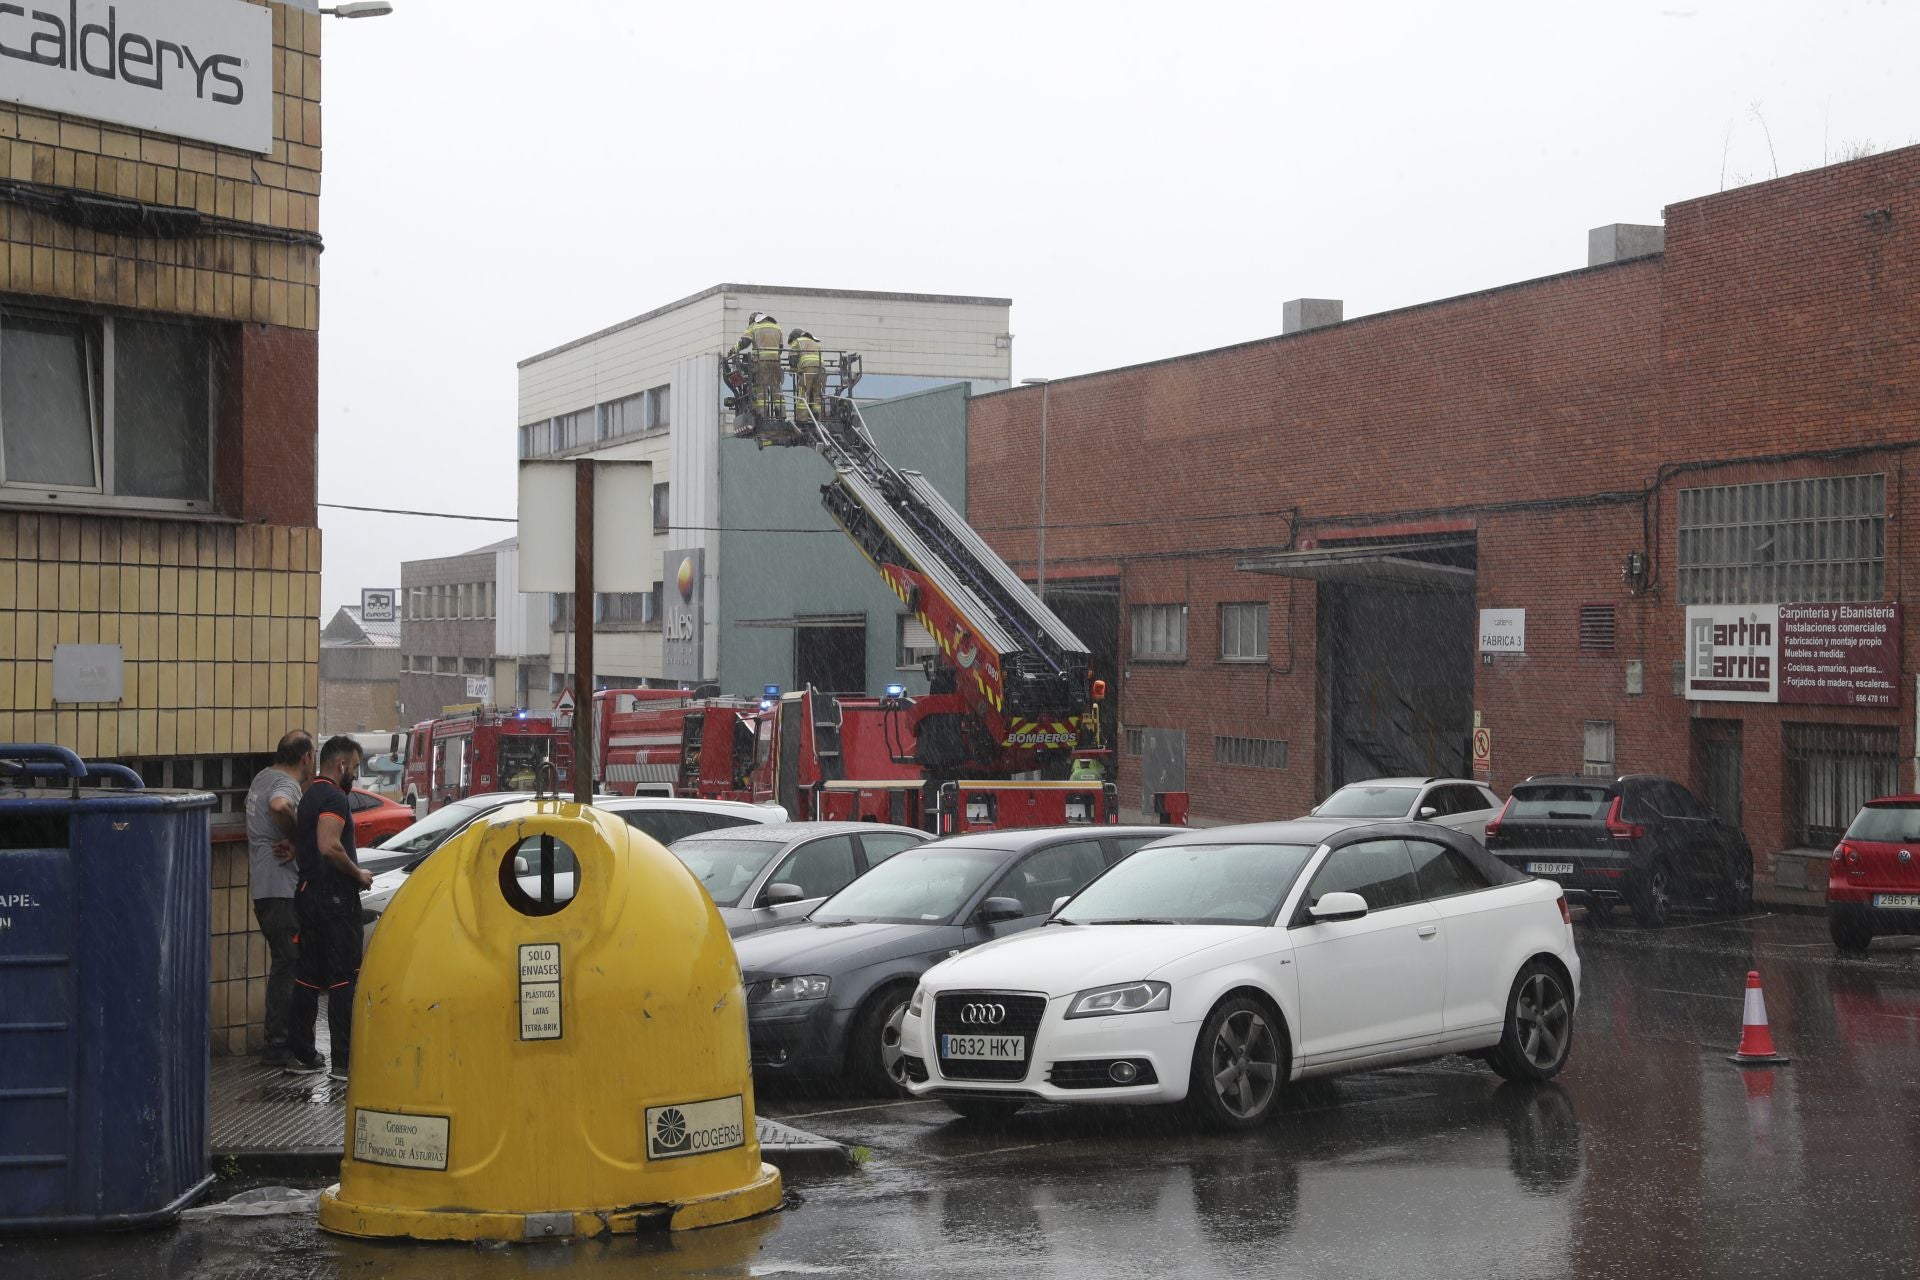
[744,312,784,420]
[788,327,824,424]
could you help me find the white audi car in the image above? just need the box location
[901,818,1580,1129]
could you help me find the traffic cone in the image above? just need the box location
[1727,970,1790,1066]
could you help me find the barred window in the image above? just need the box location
[1124,728,1144,756]
[1786,724,1898,847]
[645,384,671,433]
[1131,604,1187,660]
[1579,604,1616,653]
[1215,735,1287,770]
[1219,602,1269,661]
[598,591,658,628]
[554,408,595,452]
[1678,474,1885,605]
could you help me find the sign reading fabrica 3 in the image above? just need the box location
[1478,609,1525,654]
[0,0,273,154]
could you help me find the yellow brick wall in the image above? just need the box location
[0,512,320,756]
[0,0,321,330]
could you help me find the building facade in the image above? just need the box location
[319,604,399,732]
[966,147,1920,900]
[516,284,1010,693]
[0,0,324,1053]
[398,539,505,724]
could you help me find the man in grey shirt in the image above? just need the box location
[246,731,314,1065]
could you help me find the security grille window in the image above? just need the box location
[1677,474,1886,604]
[897,615,939,670]
[1786,724,1899,847]
[1582,721,1615,777]
[0,307,215,508]
[600,393,643,442]
[598,591,657,628]
[1219,602,1269,661]
[1131,603,1188,660]
[1579,604,1616,653]
[1214,735,1287,770]
[1124,728,1144,756]
[653,482,671,534]
[645,384,671,433]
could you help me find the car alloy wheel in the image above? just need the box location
[1513,973,1571,1071]
[1631,863,1673,928]
[880,999,910,1088]
[1209,1008,1280,1120]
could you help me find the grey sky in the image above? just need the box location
[316,0,1920,615]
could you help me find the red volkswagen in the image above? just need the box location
[1829,796,1920,952]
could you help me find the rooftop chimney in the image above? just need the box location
[1588,223,1665,266]
[1282,298,1343,335]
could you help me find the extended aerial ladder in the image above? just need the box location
[720,346,1096,780]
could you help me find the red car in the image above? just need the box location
[349,788,416,848]
[1829,795,1920,951]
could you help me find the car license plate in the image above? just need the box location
[1874,893,1920,909]
[1527,861,1575,876]
[941,1034,1024,1061]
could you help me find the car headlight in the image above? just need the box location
[908,985,926,1018]
[1064,981,1171,1019]
[754,975,831,1003]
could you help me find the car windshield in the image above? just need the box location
[383,797,506,864]
[810,845,1010,925]
[1315,785,1418,818]
[1847,803,1920,843]
[1510,786,1611,819]
[669,836,783,905]
[1060,843,1316,927]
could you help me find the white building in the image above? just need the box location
[514,284,1013,689]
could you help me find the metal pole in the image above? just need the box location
[572,459,594,804]
[1037,382,1049,594]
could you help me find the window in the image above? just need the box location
[653,482,671,534]
[463,658,487,676]
[645,383,671,433]
[600,393,644,442]
[0,307,215,507]
[1124,728,1144,756]
[1219,602,1269,661]
[550,592,575,631]
[1214,735,1287,770]
[765,836,858,902]
[436,657,458,675]
[481,582,496,618]
[346,790,381,813]
[991,839,1107,918]
[1304,839,1421,913]
[1131,603,1187,660]
[599,591,658,628]
[897,615,939,670]
[859,832,924,867]
[1579,603,1616,653]
[1407,839,1490,900]
[1678,474,1886,605]
[1582,721,1615,777]
[1786,724,1898,847]
[518,420,550,459]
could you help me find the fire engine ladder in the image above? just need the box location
[802,395,1090,715]
[811,692,845,781]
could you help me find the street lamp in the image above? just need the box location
[322,2,395,17]
[1021,377,1051,593]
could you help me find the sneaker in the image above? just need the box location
[283,1053,326,1075]
[327,1063,349,1083]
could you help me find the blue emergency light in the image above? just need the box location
[884,683,906,700]
[763,684,781,699]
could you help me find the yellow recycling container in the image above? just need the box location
[317,799,781,1240]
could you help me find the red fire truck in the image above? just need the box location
[402,708,575,813]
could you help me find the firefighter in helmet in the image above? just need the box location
[788,327,824,424]
[743,312,785,420]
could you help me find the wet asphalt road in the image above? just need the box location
[8,909,1920,1279]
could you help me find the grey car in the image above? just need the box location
[669,821,930,938]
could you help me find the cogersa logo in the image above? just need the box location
[0,3,247,103]
[644,1095,747,1162]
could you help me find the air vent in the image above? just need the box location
[1579,604,1616,653]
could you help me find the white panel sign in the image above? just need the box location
[1477,608,1526,654]
[0,0,274,153]
[353,1109,450,1171]
[52,644,123,703]
[518,942,562,1041]
[360,588,397,623]
[464,675,492,702]
[645,1095,746,1161]
[1685,604,1780,703]
[516,460,655,593]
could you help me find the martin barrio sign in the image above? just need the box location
[1685,602,1901,707]
[0,0,272,153]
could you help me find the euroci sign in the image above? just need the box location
[1686,602,1901,707]
[0,0,272,153]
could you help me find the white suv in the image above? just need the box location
[1309,777,1502,840]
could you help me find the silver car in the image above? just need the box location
[1309,777,1503,840]
[669,821,931,937]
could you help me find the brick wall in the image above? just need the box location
[320,678,399,734]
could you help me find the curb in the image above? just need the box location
[216,1138,856,1182]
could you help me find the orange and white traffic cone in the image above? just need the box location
[1727,970,1790,1066]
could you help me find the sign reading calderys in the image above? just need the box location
[0,0,273,153]
[661,548,705,682]
[1686,602,1901,707]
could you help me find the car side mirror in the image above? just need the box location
[764,882,805,906]
[975,896,1025,925]
[513,855,529,875]
[1309,891,1369,923]
[1418,806,1438,820]
[1051,894,1073,915]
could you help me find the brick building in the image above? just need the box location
[967,147,1920,897]
[0,0,324,1052]
[399,539,506,724]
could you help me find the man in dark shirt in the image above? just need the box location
[286,735,372,1080]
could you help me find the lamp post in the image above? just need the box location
[1021,377,1050,594]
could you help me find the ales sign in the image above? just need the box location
[1686,602,1900,707]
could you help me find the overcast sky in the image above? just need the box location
[314,0,1920,616]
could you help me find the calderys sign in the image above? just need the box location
[1686,602,1900,707]
[0,0,272,153]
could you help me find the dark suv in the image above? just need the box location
[1485,774,1753,927]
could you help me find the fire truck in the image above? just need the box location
[401,708,575,813]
